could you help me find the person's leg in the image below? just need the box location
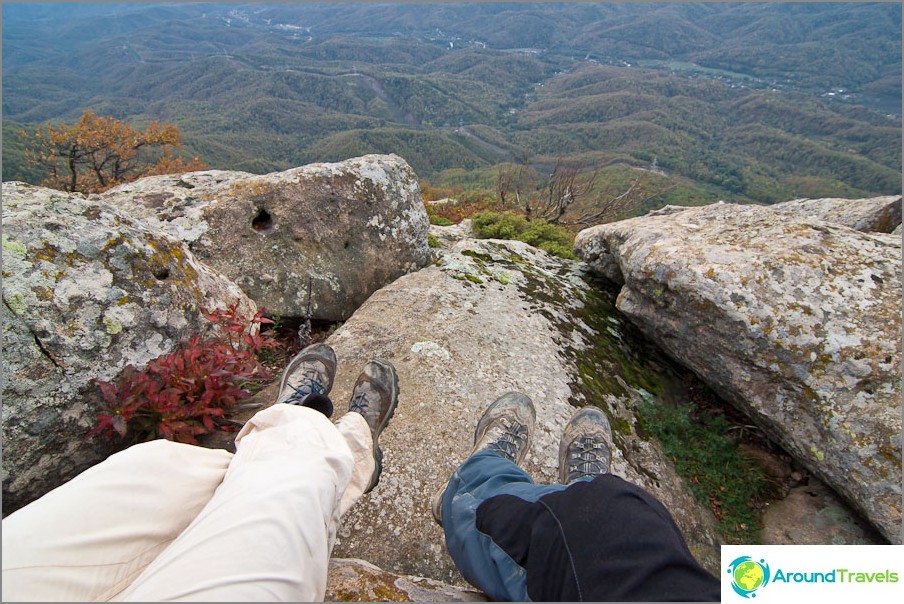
[475,473,722,602]
[116,353,399,602]
[440,449,569,602]
[335,356,399,515]
[442,404,720,602]
[1,440,233,602]
[115,403,355,602]
[270,341,390,514]
[434,392,569,601]
[334,411,375,517]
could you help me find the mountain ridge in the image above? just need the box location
[3,2,900,206]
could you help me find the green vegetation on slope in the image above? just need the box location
[3,2,900,210]
[637,397,778,544]
[472,210,577,259]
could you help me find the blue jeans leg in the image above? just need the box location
[440,449,569,601]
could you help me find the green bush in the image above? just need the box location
[471,211,576,259]
[472,210,526,239]
[429,214,455,226]
[638,399,777,544]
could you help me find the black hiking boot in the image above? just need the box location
[276,343,337,417]
[348,359,399,493]
[558,406,613,485]
[432,392,535,527]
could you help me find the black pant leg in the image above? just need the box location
[476,474,721,602]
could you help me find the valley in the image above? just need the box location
[2,2,901,211]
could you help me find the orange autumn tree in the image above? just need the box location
[21,110,207,193]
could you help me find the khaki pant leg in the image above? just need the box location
[1,440,232,602]
[334,411,374,518]
[115,404,355,602]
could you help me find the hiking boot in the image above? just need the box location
[470,391,535,464]
[432,392,535,526]
[431,481,448,528]
[276,343,337,417]
[558,406,613,485]
[348,359,399,493]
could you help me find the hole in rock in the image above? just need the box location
[153,267,170,281]
[252,208,274,232]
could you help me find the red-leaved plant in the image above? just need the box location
[88,303,277,444]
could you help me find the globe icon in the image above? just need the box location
[733,560,765,592]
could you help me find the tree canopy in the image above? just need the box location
[21,110,206,193]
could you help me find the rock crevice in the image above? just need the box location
[575,198,902,543]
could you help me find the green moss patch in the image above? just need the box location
[637,397,779,544]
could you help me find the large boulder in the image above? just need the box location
[317,238,721,585]
[574,202,902,543]
[771,195,901,233]
[1,182,257,515]
[99,155,432,321]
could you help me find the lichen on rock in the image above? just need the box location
[1,181,257,515]
[324,237,721,584]
[100,154,431,321]
[575,200,902,543]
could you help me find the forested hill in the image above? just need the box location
[3,2,901,206]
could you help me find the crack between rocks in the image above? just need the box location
[3,300,64,370]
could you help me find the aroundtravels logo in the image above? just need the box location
[727,556,771,598]
[723,546,903,602]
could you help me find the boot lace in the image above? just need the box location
[487,420,530,462]
[566,437,610,481]
[349,388,377,419]
[283,369,326,405]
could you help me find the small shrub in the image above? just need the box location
[638,399,776,544]
[428,233,442,248]
[536,240,576,259]
[426,199,494,225]
[521,221,577,259]
[471,211,577,259]
[89,303,277,444]
[472,210,526,239]
[420,183,462,202]
[429,214,455,226]
[457,190,496,205]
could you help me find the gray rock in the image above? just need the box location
[574,202,902,543]
[644,202,722,217]
[761,477,886,545]
[100,155,431,321]
[771,195,902,233]
[1,182,257,515]
[428,218,473,249]
[325,558,487,602]
[324,238,721,585]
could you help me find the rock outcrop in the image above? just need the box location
[771,195,901,233]
[316,238,721,584]
[648,196,902,235]
[325,558,487,602]
[1,182,257,515]
[574,201,902,543]
[100,155,431,321]
[428,218,474,250]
